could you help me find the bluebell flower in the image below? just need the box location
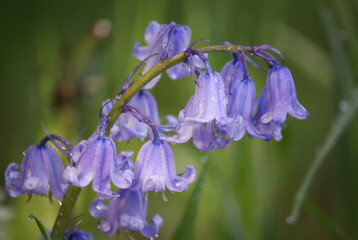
[63,131,134,199]
[219,54,264,141]
[252,86,285,141]
[132,21,191,89]
[90,189,163,238]
[110,90,160,141]
[221,54,245,96]
[192,122,232,151]
[184,72,228,124]
[131,138,196,192]
[259,63,310,124]
[5,144,67,199]
[164,96,233,151]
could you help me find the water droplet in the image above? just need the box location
[99,220,112,233]
[339,100,348,112]
[285,216,297,225]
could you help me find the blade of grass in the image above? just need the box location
[28,214,51,240]
[287,88,358,224]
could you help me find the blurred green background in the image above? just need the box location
[0,0,357,239]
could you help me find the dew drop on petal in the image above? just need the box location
[99,219,112,233]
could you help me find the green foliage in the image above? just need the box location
[28,215,51,240]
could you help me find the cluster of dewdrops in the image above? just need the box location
[4,20,309,239]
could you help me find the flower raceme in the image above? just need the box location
[4,20,310,240]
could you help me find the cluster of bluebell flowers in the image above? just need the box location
[4,20,309,239]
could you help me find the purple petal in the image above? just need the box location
[19,146,49,196]
[91,137,118,199]
[5,163,22,197]
[63,166,79,186]
[90,198,108,218]
[70,140,87,164]
[217,116,245,141]
[132,42,152,61]
[221,59,245,96]
[166,26,191,79]
[140,215,163,238]
[144,21,161,44]
[42,145,67,199]
[110,91,160,141]
[185,72,228,123]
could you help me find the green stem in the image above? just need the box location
[50,186,81,240]
[50,44,252,239]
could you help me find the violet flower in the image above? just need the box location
[252,86,285,141]
[259,63,310,124]
[220,53,264,141]
[164,96,233,151]
[5,143,67,199]
[133,21,191,89]
[90,189,163,238]
[63,117,134,199]
[131,138,196,192]
[184,72,228,124]
[221,54,245,96]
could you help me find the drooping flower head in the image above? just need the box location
[184,72,228,123]
[251,46,309,125]
[252,86,285,141]
[261,62,310,124]
[90,189,163,238]
[131,136,196,192]
[63,116,134,199]
[5,136,68,199]
[133,21,192,89]
[219,52,264,141]
[164,97,232,151]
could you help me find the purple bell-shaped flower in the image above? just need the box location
[5,142,67,199]
[164,96,233,151]
[260,63,310,124]
[184,72,228,124]
[252,86,285,141]
[63,117,134,199]
[131,138,196,192]
[132,21,191,89]
[221,54,245,96]
[90,189,163,238]
[220,54,264,141]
